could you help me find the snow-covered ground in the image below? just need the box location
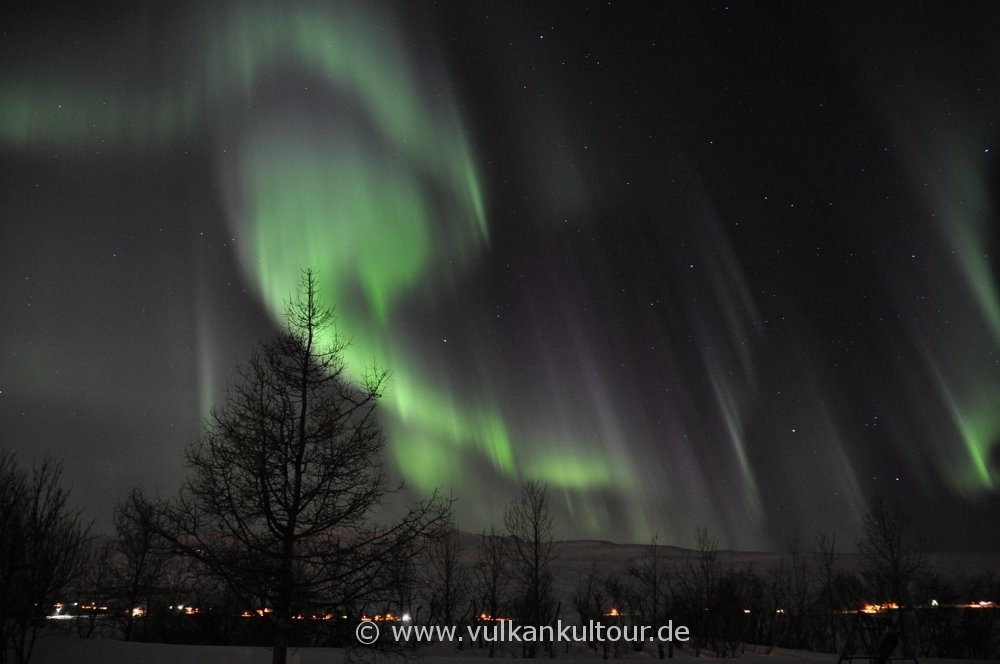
[26,631,994,664]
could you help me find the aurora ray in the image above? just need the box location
[0,1,628,529]
[3,0,1000,550]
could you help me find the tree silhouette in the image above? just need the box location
[160,270,449,664]
[628,536,673,658]
[504,481,555,657]
[857,495,926,657]
[474,526,509,657]
[111,487,170,641]
[858,495,925,607]
[426,524,469,634]
[0,453,89,664]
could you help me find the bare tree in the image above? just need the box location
[379,534,421,637]
[572,564,603,653]
[425,524,469,637]
[158,270,450,664]
[784,530,812,649]
[111,487,170,641]
[504,481,555,657]
[763,555,788,653]
[0,453,90,664]
[602,571,631,658]
[858,495,925,607]
[73,541,113,639]
[628,536,673,658]
[679,527,720,656]
[815,530,839,652]
[474,526,509,657]
[857,495,926,657]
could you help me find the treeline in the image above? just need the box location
[565,523,1000,660]
[3,450,1000,662]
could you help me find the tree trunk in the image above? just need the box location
[272,614,288,664]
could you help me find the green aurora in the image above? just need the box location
[2,1,998,547]
[0,2,628,532]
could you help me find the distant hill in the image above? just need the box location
[454,530,1000,599]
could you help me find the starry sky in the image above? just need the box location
[2,1,999,551]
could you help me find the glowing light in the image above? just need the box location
[860,602,899,614]
[80,603,108,611]
[361,613,401,622]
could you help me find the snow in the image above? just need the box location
[26,631,995,664]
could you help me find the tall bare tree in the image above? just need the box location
[857,495,926,657]
[628,536,673,658]
[680,527,720,656]
[111,487,170,641]
[783,530,812,649]
[858,495,925,607]
[571,564,602,652]
[159,270,450,664]
[0,453,89,664]
[426,525,469,632]
[815,530,839,652]
[73,541,113,639]
[474,526,508,657]
[504,481,555,657]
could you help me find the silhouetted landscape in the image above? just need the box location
[4,2,1000,663]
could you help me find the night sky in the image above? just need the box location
[2,1,999,551]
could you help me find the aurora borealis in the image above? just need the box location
[2,1,999,550]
